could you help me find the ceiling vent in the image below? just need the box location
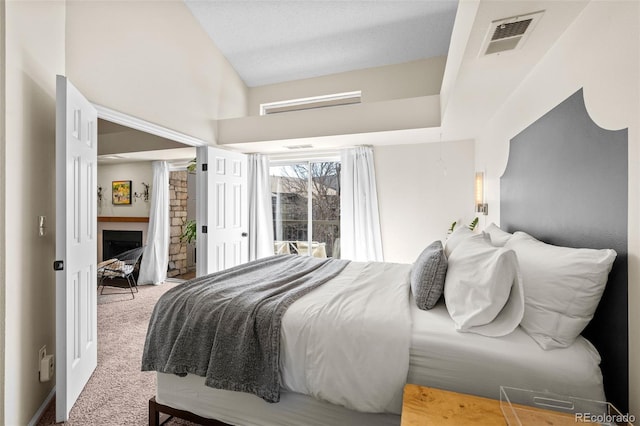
[480,11,544,56]
[285,144,314,150]
[260,91,361,116]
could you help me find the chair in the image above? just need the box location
[274,241,291,255]
[98,246,145,299]
[312,242,327,258]
[295,241,327,258]
[295,241,309,256]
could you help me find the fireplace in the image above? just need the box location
[102,230,143,260]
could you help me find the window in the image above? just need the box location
[270,161,341,258]
[260,91,361,115]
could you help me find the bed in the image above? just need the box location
[147,258,607,426]
[144,88,629,425]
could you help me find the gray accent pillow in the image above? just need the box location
[411,241,448,310]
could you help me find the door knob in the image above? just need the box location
[241,232,248,237]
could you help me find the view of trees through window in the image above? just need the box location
[271,161,341,258]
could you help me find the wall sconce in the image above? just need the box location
[134,182,150,202]
[475,172,488,215]
[97,186,103,205]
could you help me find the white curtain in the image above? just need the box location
[340,146,384,261]
[138,161,170,285]
[248,154,275,260]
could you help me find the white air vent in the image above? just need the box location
[260,91,361,116]
[480,11,544,56]
[285,144,314,150]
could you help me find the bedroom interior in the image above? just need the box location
[142,86,627,426]
[1,1,639,426]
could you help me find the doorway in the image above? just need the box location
[95,105,205,279]
[96,119,197,277]
[55,79,208,422]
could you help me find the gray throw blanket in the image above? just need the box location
[141,255,350,403]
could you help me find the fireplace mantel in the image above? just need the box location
[98,216,149,223]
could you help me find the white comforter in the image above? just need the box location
[280,261,413,414]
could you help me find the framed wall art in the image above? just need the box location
[112,180,132,205]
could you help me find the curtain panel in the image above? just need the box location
[340,146,384,261]
[248,154,275,260]
[138,161,170,284]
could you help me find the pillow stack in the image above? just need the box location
[427,223,617,349]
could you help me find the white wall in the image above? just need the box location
[474,1,639,416]
[3,1,65,424]
[0,1,6,423]
[97,162,153,218]
[97,162,153,262]
[248,57,446,115]
[66,0,248,143]
[219,58,445,147]
[219,95,440,145]
[374,140,475,263]
[98,128,185,156]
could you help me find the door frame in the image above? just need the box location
[93,104,208,148]
[93,104,209,275]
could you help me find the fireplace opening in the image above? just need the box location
[103,230,143,261]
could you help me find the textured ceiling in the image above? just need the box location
[184,0,459,87]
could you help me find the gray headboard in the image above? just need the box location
[501,89,628,412]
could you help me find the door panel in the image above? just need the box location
[196,146,248,275]
[55,76,98,422]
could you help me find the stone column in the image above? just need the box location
[167,171,188,277]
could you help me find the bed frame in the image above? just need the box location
[501,88,629,413]
[149,397,229,426]
[148,88,630,423]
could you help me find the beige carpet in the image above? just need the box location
[37,281,199,425]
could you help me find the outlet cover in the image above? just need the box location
[38,345,46,367]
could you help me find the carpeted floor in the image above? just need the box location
[37,281,200,425]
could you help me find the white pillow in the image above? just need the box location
[444,234,524,337]
[483,223,513,247]
[504,232,616,350]
[444,226,474,257]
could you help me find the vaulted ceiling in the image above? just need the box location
[101,0,592,158]
[184,0,459,87]
[183,0,590,153]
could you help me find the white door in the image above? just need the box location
[55,76,98,422]
[196,146,248,276]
